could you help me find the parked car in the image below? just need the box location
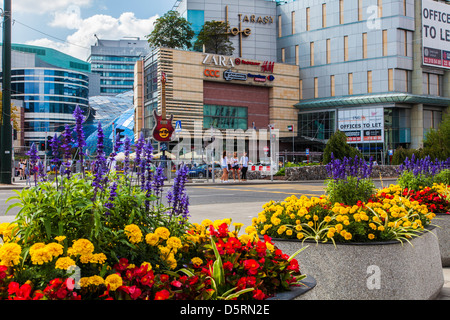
[188,163,222,178]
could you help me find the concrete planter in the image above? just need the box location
[271,227,443,300]
[267,275,317,300]
[434,213,450,267]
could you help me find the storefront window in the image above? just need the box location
[203,105,248,130]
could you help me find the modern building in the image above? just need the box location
[166,0,450,164]
[88,38,151,96]
[0,44,91,155]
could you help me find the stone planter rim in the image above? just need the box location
[267,275,316,300]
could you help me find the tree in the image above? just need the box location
[194,20,234,55]
[146,11,195,50]
[322,130,362,164]
[423,109,450,160]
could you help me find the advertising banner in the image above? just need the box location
[422,0,450,69]
[338,108,384,144]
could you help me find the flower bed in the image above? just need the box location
[0,107,308,301]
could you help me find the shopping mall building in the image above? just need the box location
[135,0,450,164]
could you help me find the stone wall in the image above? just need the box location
[285,165,400,181]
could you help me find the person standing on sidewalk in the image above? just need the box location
[220,151,229,183]
[240,152,249,182]
[231,152,239,182]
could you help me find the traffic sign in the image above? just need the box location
[175,121,182,133]
[305,148,310,155]
[264,146,269,152]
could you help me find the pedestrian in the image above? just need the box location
[221,150,229,183]
[231,152,239,182]
[240,152,249,182]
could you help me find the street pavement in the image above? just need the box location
[1,178,450,300]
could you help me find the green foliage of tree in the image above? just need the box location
[322,130,362,164]
[146,11,195,50]
[193,20,234,55]
[423,110,450,161]
[391,146,424,165]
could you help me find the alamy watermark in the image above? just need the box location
[366,265,381,290]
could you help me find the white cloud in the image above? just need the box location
[25,12,158,60]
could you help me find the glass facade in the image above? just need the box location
[298,111,336,141]
[9,68,89,150]
[143,51,159,132]
[203,105,248,130]
[384,107,411,149]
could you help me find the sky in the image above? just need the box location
[0,0,176,61]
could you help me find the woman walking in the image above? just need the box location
[231,152,239,182]
[221,151,229,183]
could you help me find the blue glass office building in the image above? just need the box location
[1,44,91,154]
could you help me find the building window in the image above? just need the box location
[344,36,348,61]
[348,73,353,95]
[295,45,299,65]
[378,0,383,17]
[314,77,319,98]
[203,105,248,130]
[281,48,286,63]
[322,3,327,28]
[330,75,335,96]
[388,68,393,91]
[306,7,310,31]
[310,42,315,66]
[339,0,344,24]
[367,70,372,93]
[403,0,407,16]
[299,79,303,100]
[278,15,282,37]
[326,39,331,64]
[358,0,363,21]
[298,111,336,141]
[362,33,367,59]
[382,30,388,56]
[292,11,296,34]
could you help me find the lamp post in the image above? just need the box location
[0,0,12,184]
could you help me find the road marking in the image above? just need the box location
[190,186,323,197]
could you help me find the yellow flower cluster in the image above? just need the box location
[104,273,123,291]
[124,224,143,244]
[67,239,107,265]
[432,183,449,198]
[0,223,18,243]
[29,242,63,265]
[0,242,21,266]
[79,275,105,288]
[252,188,435,243]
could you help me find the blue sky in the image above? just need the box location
[1,0,175,60]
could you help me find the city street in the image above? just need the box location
[0,179,393,227]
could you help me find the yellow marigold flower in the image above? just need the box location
[105,274,123,291]
[55,257,76,270]
[90,253,107,264]
[297,232,304,240]
[307,221,314,227]
[46,243,64,258]
[54,236,66,242]
[335,224,343,232]
[71,239,95,256]
[141,261,152,270]
[124,224,143,244]
[266,242,275,252]
[88,275,105,287]
[0,242,21,267]
[201,219,213,227]
[344,232,352,240]
[286,229,293,236]
[145,233,159,246]
[378,226,385,231]
[271,216,281,226]
[368,234,375,240]
[155,227,170,240]
[191,257,203,267]
[29,242,46,255]
[30,247,52,265]
[277,226,287,235]
[324,216,332,223]
[245,225,257,235]
[166,237,182,250]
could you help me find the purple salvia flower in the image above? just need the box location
[50,133,60,165]
[104,182,118,216]
[134,132,145,184]
[123,136,131,176]
[26,143,40,186]
[61,124,73,177]
[93,121,107,194]
[73,105,86,176]
[38,161,47,182]
[167,165,190,219]
[152,165,166,199]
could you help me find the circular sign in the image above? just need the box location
[159,128,169,139]
[235,58,241,65]
[264,146,269,152]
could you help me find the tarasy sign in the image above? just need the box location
[338,108,384,144]
[422,0,450,69]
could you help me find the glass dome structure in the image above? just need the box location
[84,90,135,157]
